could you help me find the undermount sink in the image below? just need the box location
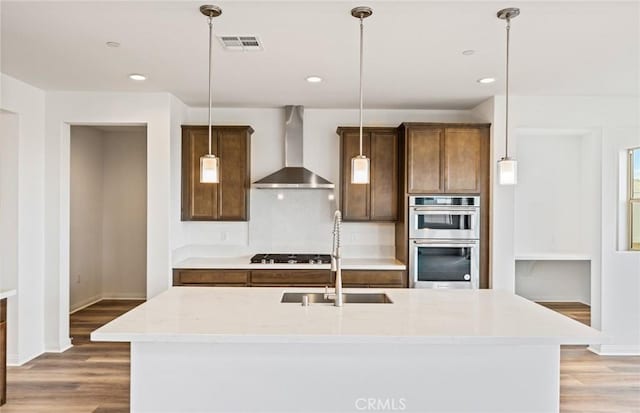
[281,292,393,304]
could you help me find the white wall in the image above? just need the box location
[70,126,104,310]
[0,74,46,365]
[172,107,476,261]
[0,111,20,364]
[515,131,599,255]
[599,124,640,354]
[470,97,514,291]
[0,111,19,293]
[516,260,591,305]
[101,129,147,299]
[473,95,640,354]
[69,126,147,311]
[45,92,172,352]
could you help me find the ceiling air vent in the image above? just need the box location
[218,35,263,51]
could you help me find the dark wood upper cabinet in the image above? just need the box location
[181,125,253,221]
[406,127,443,194]
[370,130,398,221]
[443,128,482,193]
[218,128,250,220]
[401,124,488,195]
[337,127,398,222]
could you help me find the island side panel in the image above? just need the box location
[130,342,560,413]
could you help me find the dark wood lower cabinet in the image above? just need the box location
[250,270,331,286]
[341,270,405,288]
[173,269,406,288]
[1,298,6,406]
[173,270,249,286]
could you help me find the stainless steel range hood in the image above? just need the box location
[253,105,334,189]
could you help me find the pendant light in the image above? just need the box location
[199,5,222,183]
[497,7,520,186]
[350,6,373,185]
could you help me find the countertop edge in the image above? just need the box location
[173,257,406,271]
[90,332,603,346]
[0,289,17,300]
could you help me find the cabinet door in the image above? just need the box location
[250,270,332,285]
[370,131,398,221]
[174,270,249,285]
[407,128,443,194]
[443,128,481,193]
[182,127,219,220]
[341,130,371,221]
[218,129,249,220]
[341,270,405,287]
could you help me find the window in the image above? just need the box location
[631,147,640,250]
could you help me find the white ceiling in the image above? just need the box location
[1,1,638,109]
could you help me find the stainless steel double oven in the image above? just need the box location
[409,196,480,289]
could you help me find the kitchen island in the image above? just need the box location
[92,287,603,413]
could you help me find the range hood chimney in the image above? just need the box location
[253,106,334,189]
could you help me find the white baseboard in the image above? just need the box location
[70,294,103,314]
[44,337,73,354]
[12,340,74,366]
[70,294,146,315]
[7,348,45,366]
[7,354,21,366]
[588,344,640,356]
[101,293,146,300]
[531,298,591,306]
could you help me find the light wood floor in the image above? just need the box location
[1,300,639,412]
[2,300,143,413]
[539,302,640,413]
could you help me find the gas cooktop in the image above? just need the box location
[250,253,331,264]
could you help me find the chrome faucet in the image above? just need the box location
[329,210,343,307]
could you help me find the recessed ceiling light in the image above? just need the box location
[462,50,475,56]
[306,76,323,83]
[106,41,121,48]
[477,77,496,84]
[129,73,147,81]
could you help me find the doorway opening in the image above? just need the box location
[69,125,147,331]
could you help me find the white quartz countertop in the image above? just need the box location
[173,256,406,271]
[0,289,16,300]
[92,287,604,345]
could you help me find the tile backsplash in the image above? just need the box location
[172,189,395,263]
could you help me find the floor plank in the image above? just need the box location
[1,300,638,412]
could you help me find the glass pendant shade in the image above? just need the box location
[200,154,219,183]
[198,6,222,185]
[498,157,517,185]
[351,155,370,184]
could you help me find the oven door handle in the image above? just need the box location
[411,208,477,214]
[412,240,478,248]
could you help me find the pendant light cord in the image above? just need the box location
[504,17,511,159]
[358,16,364,157]
[207,15,214,156]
